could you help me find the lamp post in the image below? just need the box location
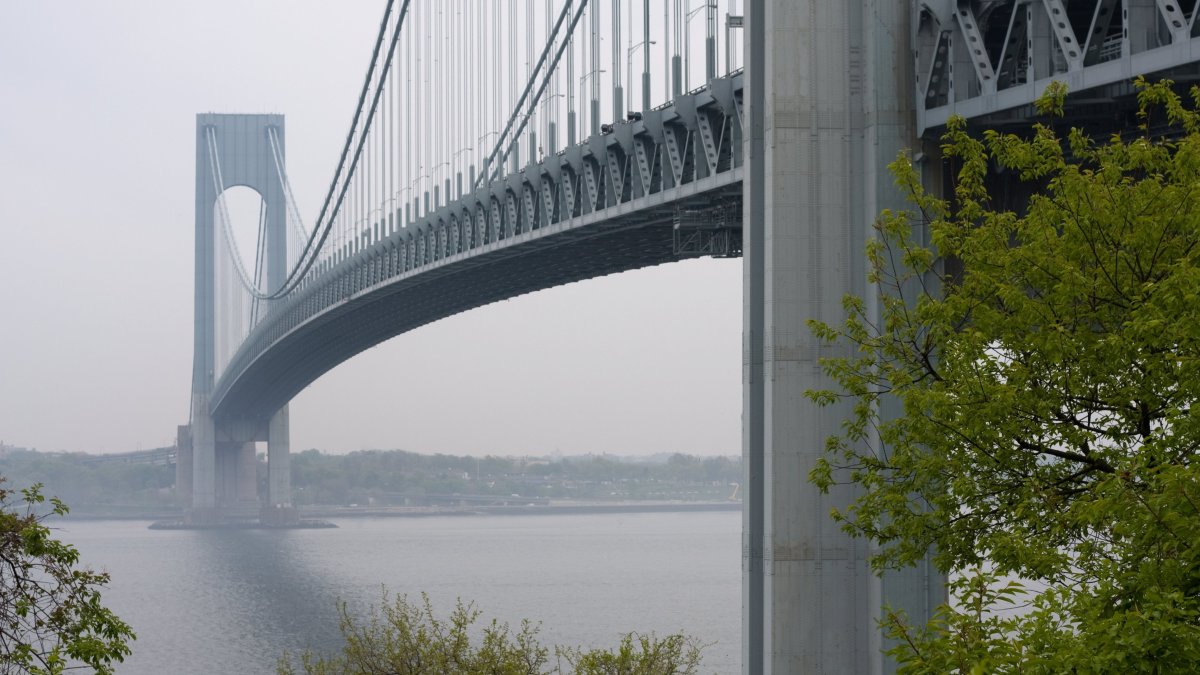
[431,161,450,210]
[579,70,606,136]
[451,147,473,200]
[540,92,565,156]
[477,130,501,188]
[685,2,717,91]
[366,206,382,247]
[628,40,656,112]
[399,186,413,229]
[411,173,428,220]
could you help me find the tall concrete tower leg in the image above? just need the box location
[265,405,295,525]
[237,441,257,506]
[190,397,216,521]
[215,441,237,506]
[743,1,938,672]
[192,114,287,525]
[175,424,193,508]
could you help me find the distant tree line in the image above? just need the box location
[290,450,740,506]
[0,450,175,514]
[0,448,740,512]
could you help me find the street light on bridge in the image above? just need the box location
[477,130,501,188]
[685,2,717,91]
[451,146,473,200]
[410,172,428,220]
[628,40,656,113]
[431,161,450,210]
[579,70,606,137]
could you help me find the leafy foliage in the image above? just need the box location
[808,79,1200,671]
[278,592,705,675]
[0,480,134,674]
[559,632,704,675]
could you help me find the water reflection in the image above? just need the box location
[62,512,740,674]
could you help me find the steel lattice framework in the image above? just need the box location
[917,0,1200,133]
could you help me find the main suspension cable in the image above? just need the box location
[489,0,590,183]
[473,0,588,191]
[264,0,410,299]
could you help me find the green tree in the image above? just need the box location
[278,592,704,675]
[559,632,704,675]
[809,79,1200,672]
[0,479,134,674]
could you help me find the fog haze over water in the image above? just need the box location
[0,1,741,458]
[63,512,741,673]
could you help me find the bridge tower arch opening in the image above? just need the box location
[190,113,294,525]
[218,185,269,279]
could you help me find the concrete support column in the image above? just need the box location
[190,396,216,513]
[215,441,239,507]
[267,406,291,508]
[175,425,193,507]
[865,6,948,672]
[743,2,936,672]
[237,442,257,505]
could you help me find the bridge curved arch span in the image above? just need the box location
[210,74,745,423]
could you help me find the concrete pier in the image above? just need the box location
[263,406,297,525]
[175,424,193,507]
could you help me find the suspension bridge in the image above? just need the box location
[176,0,1200,671]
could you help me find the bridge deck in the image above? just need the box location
[212,75,744,421]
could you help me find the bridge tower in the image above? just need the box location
[743,1,943,672]
[190,113,294,524]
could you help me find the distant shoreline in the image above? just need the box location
[62,500,743,522]
[306,501,743,518]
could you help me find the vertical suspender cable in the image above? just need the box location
[546,0,555,155]
[568,0,575,146]
[474,0,582,189]
[590,0,599,135]
[489,0,591,183]
[613,0,622,120]
[271,0,413,296]
[706,0,716,82]
[673,0,682,97]
[528,0,536,165]
[406,12,414,226]
[664,2,671,97]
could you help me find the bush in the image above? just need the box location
[278,591,705,675]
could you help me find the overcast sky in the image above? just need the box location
[0,1,741,457]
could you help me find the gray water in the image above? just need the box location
[61,511,741,674]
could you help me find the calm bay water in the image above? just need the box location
[61,511,741,674]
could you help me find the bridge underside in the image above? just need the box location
[212,175,742,423]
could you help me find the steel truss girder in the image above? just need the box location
[916,0,1200,134]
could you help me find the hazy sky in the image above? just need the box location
[0,1,741,457]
